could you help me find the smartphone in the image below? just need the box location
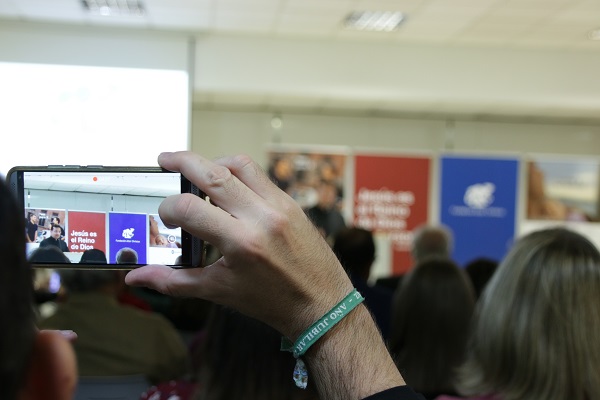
[8,165,206,269]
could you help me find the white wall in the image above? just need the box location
[0,20,189,69]
[191,109,600,167]
[194,34,600,120]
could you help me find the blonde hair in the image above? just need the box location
[457,227,600,400]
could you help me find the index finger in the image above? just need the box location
[158,151,268,220]
[213,154,289,202]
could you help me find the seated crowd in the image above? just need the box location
[2,151,600,400]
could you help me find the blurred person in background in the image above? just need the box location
[38,268,190,384]
[305,180,346,242]
[376,224,454,293]
[440,228,600,400]
[0,177,77,400]
[142,303,320,400]
[463,258,498,300]
[389,258,475,400]
[333,226,393,340]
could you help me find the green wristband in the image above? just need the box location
[281,288,364,389]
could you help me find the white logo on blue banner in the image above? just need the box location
[122,228,135,239]
[440,156,518,266]
[448,182,507,218]
[109,213,147,264]
[464,182,494,209]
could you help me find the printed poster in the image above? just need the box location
[67,211,106,254]
[521,156,600,250]
[526,158,599,222]
[108,213,147,264]
[266,146,350,241]
[354,154,430,275]
[439,156,519,267]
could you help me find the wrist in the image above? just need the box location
[281,288,365,358]
[303,304,405,400]
[281,275,354,342]
[280,288,366,390]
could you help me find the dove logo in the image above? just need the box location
[122,228,135,239]
[448,182,506,218]
[464,183,495,209]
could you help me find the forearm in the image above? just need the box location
[304,304,405,400]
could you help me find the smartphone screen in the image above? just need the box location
[9,167,204,269]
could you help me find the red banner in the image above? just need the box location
[67,211,106,253]
[354,155,430,275]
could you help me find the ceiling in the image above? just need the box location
[2,0,600,122]
[1,0,599,50]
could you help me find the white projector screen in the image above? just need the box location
[0,62,189,177]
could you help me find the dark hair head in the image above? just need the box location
[196,304,317,400]
[79,249,108,264]
[464,257,498,299]
[332,227,375,281]
[0,178,36,400]
[390,257,475,395]
[59,269,119,293]
[28,246,70,264]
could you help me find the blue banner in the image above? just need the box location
[108,213,147,264]
[440,156,519,267]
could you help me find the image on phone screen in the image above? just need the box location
[17,169,199,268]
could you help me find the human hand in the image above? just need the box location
[125,152,353,340]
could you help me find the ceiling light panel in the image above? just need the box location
[344,11,405,32]
[81,0,145,16]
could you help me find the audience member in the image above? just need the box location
[39,224,70,252]
[199,305,319,400]
[0,178,77,400]
[304,179,346,241]
[438,228,600,400]
[333,226,393,339]
[79,248,108,264]
[28,247,70,318]
[116,247,138,264]
[80,248,152,311]
[410,225,453,264]
[140,303,322,400]
[29,245,71,264]
[389,258,475,400]
[39,268,190,384]
[463,257,498,300]
[376,224,454,292]
[197,304,318,400]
